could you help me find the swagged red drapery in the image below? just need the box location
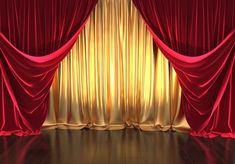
[0,0,97,136]
[133,0,235,138]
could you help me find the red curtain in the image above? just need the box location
[0,0,97,136]
[133,0,235,138]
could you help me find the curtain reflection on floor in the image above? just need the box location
[0,135,48,164]
[44,130,189,164]
[44,0,189,131]
[1,130,235,164]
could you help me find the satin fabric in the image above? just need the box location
[43,0,189,132]
[133,0,235,138]
[0,0,97,136]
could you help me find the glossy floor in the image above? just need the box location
[0,129,235,164]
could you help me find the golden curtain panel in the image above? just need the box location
[43,0,189,132]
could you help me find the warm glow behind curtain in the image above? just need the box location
[44,0,189,131]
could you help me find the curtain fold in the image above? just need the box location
[44,0,189,132]
[133,0,235,138]
[0,0,97,136]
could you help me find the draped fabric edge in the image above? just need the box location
[0,20,88,66]
[132,0,235,138]
[0,26,87,133]
[148,27,235,138]
[139,25,235,65]
[144,25,235,137]
[0,1,98,136]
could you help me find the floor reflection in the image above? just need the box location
[0,129,235,164]
[0,135,49,164]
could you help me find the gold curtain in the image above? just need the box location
[43,0,189,132]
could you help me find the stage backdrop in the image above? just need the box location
[0,0,97,136]
[0,0,234,138]
[44,0,189,132]
[133,0,235,138]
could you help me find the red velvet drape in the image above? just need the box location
[133,0,235,138]
[0,0,97,136]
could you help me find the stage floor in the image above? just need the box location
[0,129,234,164]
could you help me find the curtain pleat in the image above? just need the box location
[133,0,235,138]
[0,0,97,136]
[44,0,189,132]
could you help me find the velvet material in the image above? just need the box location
[133,0,235,138]
[0,0,97,136]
